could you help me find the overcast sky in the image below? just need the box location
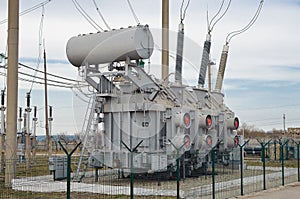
[0,0,300,135]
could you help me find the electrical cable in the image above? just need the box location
[226,0,264,44]
[18,62,80,83]
[126,0,140,25]
[73,84,94,97]
[18,71,75,86]
[207,0,231,33]
[71,0,104,31]
[0,0,52,25]
[209,0,231,32]
[208,0,225,30]
[0,72,72,88]
[180,0,191,23]
[29,5,45,94]
[92,0,111,30]
[71,87,90,103]
[0,54,80,83]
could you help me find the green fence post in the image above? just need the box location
[280,143,282,161]
[168,139,187,199]
[291,139,300,182]
[238,139,250,196]
[176,152,180,199]
[286,142,289,160]
[240,146,243,195]
[122,140,144,199]
[297,144,300,182]
[58,141,81,199]
[262,144,266,190]
[281,143,284,186]
[210,140,222,199]
[257,139,272,190]
[212,147,215,199]
[280,139,289,186]
[274,140,277,161]
[130,149,134,199]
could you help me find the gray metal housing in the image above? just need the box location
[82,60,239,174]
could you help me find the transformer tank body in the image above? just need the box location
[66,25,239,176]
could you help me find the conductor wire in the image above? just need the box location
[180,0,191,23]
[207,0,232,33]
[126,0,140,25]
[226,0,264,44]
[92,0,111,30]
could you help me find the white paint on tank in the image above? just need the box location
[66,25,154,67]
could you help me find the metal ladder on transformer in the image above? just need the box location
[73,94,97,182]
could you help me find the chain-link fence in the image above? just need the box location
[0,138,299,199]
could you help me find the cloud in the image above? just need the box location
[20,57,69,65]
[1,0,300,133]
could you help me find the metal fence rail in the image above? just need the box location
[0,138,299,199]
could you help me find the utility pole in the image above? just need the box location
[161,0,169,82]
[5,0,19,187]
[44,49,51,157]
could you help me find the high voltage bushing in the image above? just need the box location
[18,107,22,118]
[26,92,30,108]
[0,90,5,112]
[49,106,52,117]
[23,113,27,130]
[0,90,5,136]
[18,108,23,133]
[198,34,211,86]
[25,92,32,112]
[49,106,53,121]
[33,106,37,121]
[175,22,184,85]
[1,90,5,107]
[215,44,229,91]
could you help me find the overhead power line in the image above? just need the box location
[92,0,111,30]
[1,55,83,88]
[29,5,45,93]
[71,0,104,31]
[226,0,264,44]
[0,71,72,89]
[19,62,80,83]
[126,0,140,25]
[207,0,232,33]
[0,54,80,83]
[0,0,53,25]
[18,70,75,86]
[180,0,191,23]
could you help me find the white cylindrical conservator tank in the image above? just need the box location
[66,25,154,67]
